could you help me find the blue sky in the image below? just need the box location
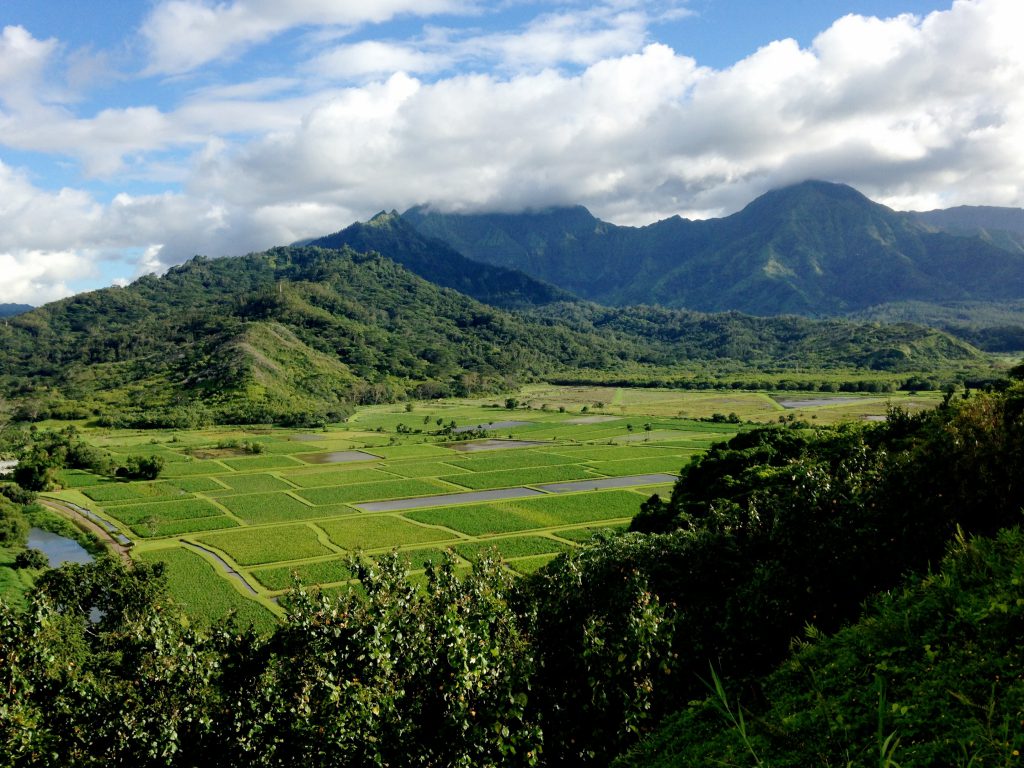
[0,0,1021,304]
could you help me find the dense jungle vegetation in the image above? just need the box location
[2,375,1022,766]
[0,242,991,431]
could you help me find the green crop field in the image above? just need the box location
[383,461,468,478]
[196,525,335,566]
[210,473,296,494]
[586,456,692,476]
[137,548,277,632]
[107,498,224,526]
[317,515,457,550]
[294,479,450,506]
[44,384,926,627]
[160,460,232,477]
[82,481,189,504]
[221,455,305,471]
[446,451,577,473]
[279,468,395,488]
[215,493,318,524]
[170,476,228,493]
[440,464,601,490]
[454,536,572,561]
[251,557,352,591]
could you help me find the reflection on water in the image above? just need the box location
[27,528,94,567]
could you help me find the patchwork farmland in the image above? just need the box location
[44,387,924,628]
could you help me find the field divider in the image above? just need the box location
[197,494,247,525]
[179,540,260,596]
[307,522,346,555]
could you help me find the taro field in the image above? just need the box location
[44,386,914,628]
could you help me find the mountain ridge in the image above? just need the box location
[304,211,575,308]
[402,181,1024,316]
[0,242,986,427]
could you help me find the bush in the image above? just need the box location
[14,548,48,570]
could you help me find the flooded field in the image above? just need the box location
[445,439,550,452]
[356,487,545,512]
[300,450,381,464]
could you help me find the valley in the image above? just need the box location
[16,386,936,627]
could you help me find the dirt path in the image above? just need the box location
[39,498,133,564]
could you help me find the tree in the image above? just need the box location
[13,548,48,570]
[116,454,164,480]
[13,458,56,491]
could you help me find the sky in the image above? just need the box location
[0,0,1022,305]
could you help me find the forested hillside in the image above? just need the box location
[405,181,1024,315]
[0,244,987,428]
[306,211,574,308]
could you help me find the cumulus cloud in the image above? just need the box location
[141,0,467,74]
[178,0,1024,228]
[0,250,101,305]
[2,0,1024,303]
[0,25,59,107]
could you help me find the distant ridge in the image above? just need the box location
[403,181,1024,316]
[305,211,575,308]
[0,242,983,427]
[0,303,33,318]
[910,205,1024,255]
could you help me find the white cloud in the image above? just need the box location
[308,41,451,79]
[0,25,59,107]
[2,0,1024,303]
[0,250,100,305]
[184,0,1024,227]
[141,0,467,74]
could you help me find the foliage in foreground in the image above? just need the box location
[615,526,1024,767]
[0,553,543,767]
[1,383,1023,765]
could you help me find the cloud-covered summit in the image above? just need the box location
[0,0,1022,303]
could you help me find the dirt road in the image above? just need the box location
[39,498,133,564]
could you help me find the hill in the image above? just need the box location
[0,304,33,318]
[911,204,1024,254]
[404,181,1024,315]
[0,246,610,427]
[0,244,988,427]
[305,211,574,308]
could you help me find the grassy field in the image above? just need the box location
[41,384,937,626]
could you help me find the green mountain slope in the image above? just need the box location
[0,244,988,427]
[305,211,574,308]
[405,181,1024,315]
[912,204,1024,254]
[0,304,32,318]
[0,246,608,425]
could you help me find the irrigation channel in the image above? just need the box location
[181,541,260,596]
[39,499,133,564]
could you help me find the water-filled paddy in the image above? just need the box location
[355,486,545,512]
[445,439,550,452]
[299,450,381,464]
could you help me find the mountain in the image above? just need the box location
[0,304,33,318]
[910,204,1024,255]
[0,243,986,426]
[305,211,574,308]
[0,246,609,427]
[404,181,1024,315]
